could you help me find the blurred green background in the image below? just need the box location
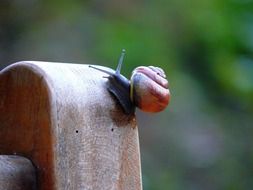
[1,0,253,189]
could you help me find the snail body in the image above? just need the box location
[89,49,170,114]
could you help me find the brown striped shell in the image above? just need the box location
[130,66,170,112]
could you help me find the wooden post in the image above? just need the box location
[0,61,142,190]
[0,155,37,190]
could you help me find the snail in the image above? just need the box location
[89,49,170,114]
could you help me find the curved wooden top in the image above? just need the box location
[0,61,142,190]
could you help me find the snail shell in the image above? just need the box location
[130,66,170,113]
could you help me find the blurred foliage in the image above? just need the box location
[1,0,253,189]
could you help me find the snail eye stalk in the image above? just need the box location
[115,49,126,75]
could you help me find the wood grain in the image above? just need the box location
[0,155,36,190]
[0,61,142,190]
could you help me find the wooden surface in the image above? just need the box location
[0,61,142,190]
[0,155,36,190]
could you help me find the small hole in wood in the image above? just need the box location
[76,130,78,133]
[111,128,114,132]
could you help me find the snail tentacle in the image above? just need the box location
[115,49,126,75]
[88,65,114,76]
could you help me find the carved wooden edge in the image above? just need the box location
[0,155,37,190]
[0,61,142,190]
